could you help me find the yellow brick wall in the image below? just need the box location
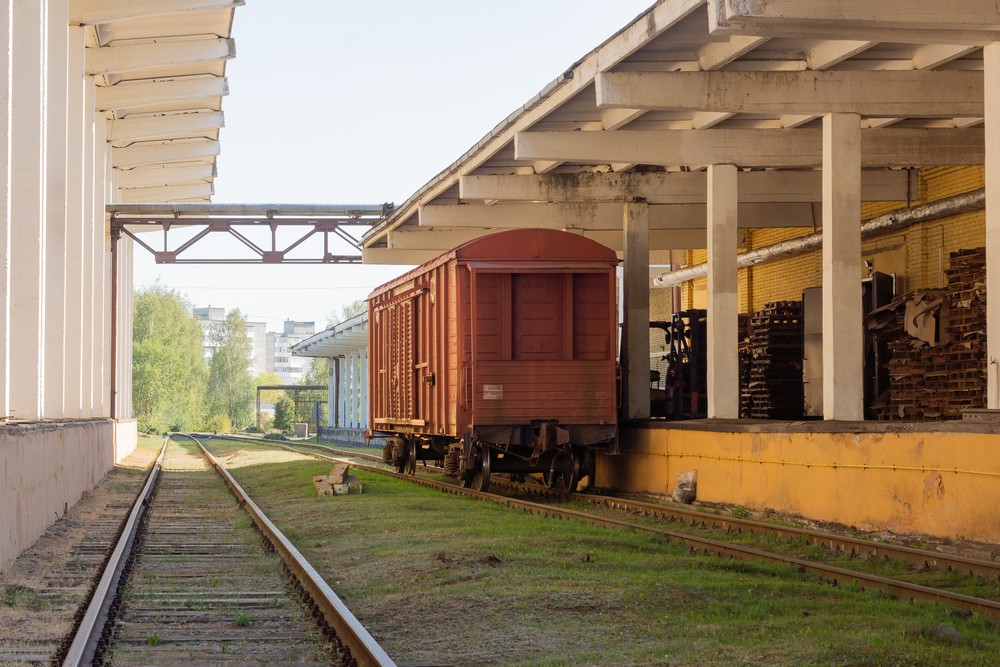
[678,167,985,311]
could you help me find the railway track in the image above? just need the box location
[62,435,394,667]
[201,434,1000,623]
[0,448,159,665]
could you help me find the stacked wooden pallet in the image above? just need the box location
[746,301,804,419]
[738,313,753,418]
[873,248,986,420]
[937,247,987,417]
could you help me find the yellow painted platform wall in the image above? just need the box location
[599,427,1000,543]
[678,166,986,312]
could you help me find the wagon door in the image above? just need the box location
[383,298,416,424]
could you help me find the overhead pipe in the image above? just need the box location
[653,188,986,288]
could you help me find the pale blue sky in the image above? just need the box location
[133,1,654,330]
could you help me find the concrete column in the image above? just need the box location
[344,352,357,428]
[327,359,336,427]
[707,164,739,419]
[360,348,368,430]
[43,0,69,419]
[94,115,109,417]
[63,26,85,418]
[9,0,46,421]
[986,43,1000,409]
[349,351,358,428]
[119,237,134,419]
[80,74,96,416]
[339,356,347,428]
[822,113,864,421]
[622,201,651,420]
[0,1,11,420]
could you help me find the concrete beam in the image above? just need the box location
[116,163,216,189]
[597,70,983,117]
[86,38,235,76]
[361,247,437,265]
[112,140,220,168]
[712,0,1000,43]
[71,0,243,25]
[514,128,985,168]
[107,111,224,142]
[460,170,915,204]
[418,201,819,230]
[118,182,215,203]
[95,77,228,112]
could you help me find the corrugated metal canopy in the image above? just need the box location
[292,312,368,359]
[75,0,242,203]
[360,0,993,264]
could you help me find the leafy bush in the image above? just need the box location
[204,413,233,434]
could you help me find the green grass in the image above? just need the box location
[202,438,1000,666]
[1,584,48,611]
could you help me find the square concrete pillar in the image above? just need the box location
[80,75,96,416]
[707,164,739,419]
[0,2,10,418]
[986,43,1000,409]
[64,27,86,418]
[327,359,336,427]
[9,0,46,421]
[43,0,70,419]
[623,201,651,420]
[822,113,864,421]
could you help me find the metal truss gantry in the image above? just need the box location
[109,203,394,264]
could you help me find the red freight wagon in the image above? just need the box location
[367,228,618,492]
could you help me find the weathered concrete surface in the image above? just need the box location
[601,422,1000,543]
[0,420,115,569]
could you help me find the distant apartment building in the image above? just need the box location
[272,320,316,384]
[193,308,315,382]
[192,306,269,377]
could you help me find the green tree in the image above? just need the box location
[325,298,367,329]
[206,309,255,429]
[132,285,208,433]
[273,394,295,433]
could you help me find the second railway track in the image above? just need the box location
[202,434,1000,624]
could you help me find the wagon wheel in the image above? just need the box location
[395,439,416,475]
[548,447,580,493]
[460,442,491,493]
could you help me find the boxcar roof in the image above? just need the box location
[367,228,617,300]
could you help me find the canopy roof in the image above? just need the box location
[360,0,993,264]
[292,312,368,359]
[77,0,242,203]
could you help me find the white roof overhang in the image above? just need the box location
[292,312,369,359]
[74,0,242,203]
[361,0,994,265]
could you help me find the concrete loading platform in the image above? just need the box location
[603,420,1000,544]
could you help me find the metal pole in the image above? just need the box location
[110,227,120,419]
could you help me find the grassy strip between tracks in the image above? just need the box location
[197,436,1000,667]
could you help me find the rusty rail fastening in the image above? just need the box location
[187,434,395,667]
[201,434,1000,623]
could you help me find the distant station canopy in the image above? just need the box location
[108,202,394,264]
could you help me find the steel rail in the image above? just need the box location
[62,439,168,667]
[292,441,1000,581]
[202,435,1000,622]
[185,434,395,667]
[206,435,1000,581]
